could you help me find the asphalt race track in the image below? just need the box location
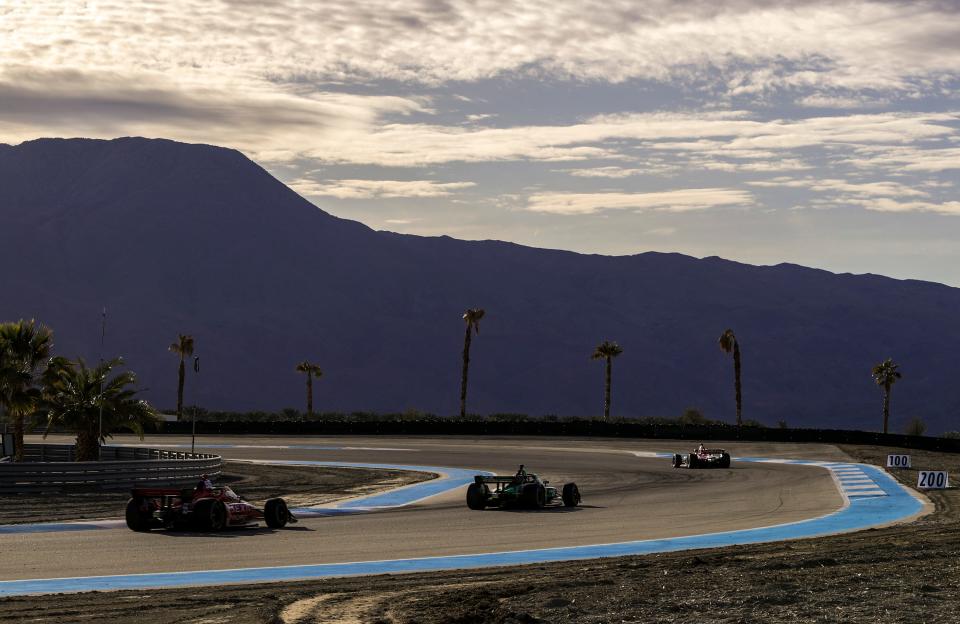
[0,436,928,596]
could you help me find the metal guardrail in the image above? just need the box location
[0,444,222,493]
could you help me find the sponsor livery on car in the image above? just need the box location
[672,445,732,469]
[466,465,581,510]
[125,484,296,531]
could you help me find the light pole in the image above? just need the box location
[97,308,106,461]
[191,355,199,454]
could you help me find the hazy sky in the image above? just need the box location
[3,1,959,284]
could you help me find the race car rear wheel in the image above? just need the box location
[672,454,683,468]
[125,497,152,531]
[193,499,228,531]
[561,483,581,507]
[720,453,731,469]
[688,453,699,469]
[264,498,290,528]
[466,482,489,510]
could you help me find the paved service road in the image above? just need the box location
[0,436,851,583]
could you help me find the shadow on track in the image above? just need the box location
[151,525,315,538]
[481,504,601,514]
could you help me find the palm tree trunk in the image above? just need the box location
[306,372,314,416]
[733,341,742,427]
[176,357,185,421]
[13,412,24,462]
[75,427,99,462]
[604,356,612,420]
[460,324,472,418]
[882,383,891,434]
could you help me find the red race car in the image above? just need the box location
[125,484,296,532]
[672,445,732,469]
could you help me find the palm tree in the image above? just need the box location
[295,361,323,416]
[872,358,902,434]
[460,308,485,418]
[42,358,158,461]
[718,329,743,427]
[591,340,623,420]
[0,320,53,461]
[168,334,194,421]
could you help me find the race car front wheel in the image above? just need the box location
[562,483,581,507]
[265,498,290,528]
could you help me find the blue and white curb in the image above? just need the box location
[0,454,928,596]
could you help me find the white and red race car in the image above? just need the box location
[672,446,732,469]
[125,485,296,531]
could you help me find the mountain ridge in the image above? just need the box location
[2,137,958,432]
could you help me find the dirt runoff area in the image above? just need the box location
[0,462,431,525]
[2,444,959,623]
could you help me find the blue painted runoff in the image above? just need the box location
[0,459,924,596]
[253,460,489,513]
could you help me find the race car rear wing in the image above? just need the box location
[475,476,516,485]
[131,487,187,497]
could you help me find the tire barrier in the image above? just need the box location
[0,444,222,493]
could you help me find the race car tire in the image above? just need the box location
[562,482,581,507]
[193,499,228,531]
[264,498,290,528]
[524,483,546,509]
[720,453,731,469]
[125,497,152,531]
[688,453,699,469]
[466,482,489,510]
[672,454,683,468]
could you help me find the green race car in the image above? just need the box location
[466,465,581,510]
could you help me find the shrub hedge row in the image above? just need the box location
[158,418,960,453]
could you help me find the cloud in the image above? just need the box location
[297,111,957,167]
[525,189,754,215]
[290,178,476,199]
[0,67,429,161]
[559,165,675,178]
[5,1,959,95]
[748,177,929,198]
[644,226,678,236]
[845,146,960,172]
[796,94,889,109]
[846,198,960,215]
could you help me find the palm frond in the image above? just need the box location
[718,329,737,353]
[296,361,323,376]
[42,357,160,445]
[462,308,486,333]
[872,358,902,386]
[591,340,624,359]
[168,334,195,357]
